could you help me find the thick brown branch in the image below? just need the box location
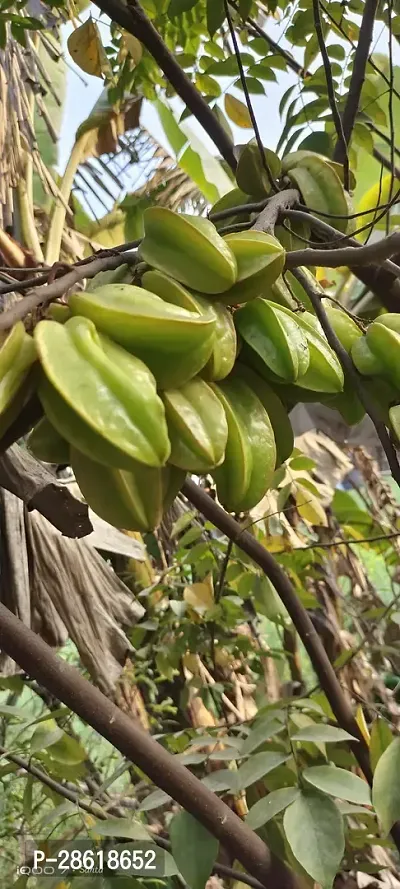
[0,603,296,889]
[1,744,264,889]
[92,0,236,171]
[334,0,378,163]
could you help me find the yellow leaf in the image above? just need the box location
[184,576,214,615]
[356,704,370,745]
[224,94,252,128]
[182,653,199,674]
[67,17,109,78]
[262,534,287,553]
[294,483,328,527]
[123,32,143,65]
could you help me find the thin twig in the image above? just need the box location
[292,268,400,490]
[0,240,140,296]
[387,0,395,224]
[0,251,137,331]
[312,0,349,189]
[291,530,400,552]
[0,745,107,818]
[333,0,378,164]
[223,0,277,192]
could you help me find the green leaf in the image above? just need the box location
[45,732,88,765]
[239,0,252,16]
[207,0,225,35]
[283,790,345,888]
[208,749,243,760]
[90,817,150,840]
[298,131,333,157]
[224,94,252,128]
[234,77,265,94]
[336,801,375,817]
[369,718,393,773]
[0,704,25,719]
[289,456,315,471]
[240,716,285,755]
[201,770,233,792]
[170,811,219,889]
[195,73,221,97]
[253,576,288,623]
[328,44,346,60]
[235,751,289,791]
[246,787,300,829]
[248,64,277,82]
[155,98,232,201]
[171,510,197,537]
[168,0,199,16]
[0,676,24,692]
[303,766,371,805]
[292,724,357,744]
[30,722,65,755]
[23,775,33,821]
[138,789,172,810]
[372,737,400,833]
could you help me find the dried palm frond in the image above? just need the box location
[0,12,65,229]
[74,127,207,218]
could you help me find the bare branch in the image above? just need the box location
[312,0,349,190]
[251,189,300,235]
[181,483,371,777]
[223,0,277,192]
[92,0,237,171]
[0,603,297,889]
[285,231,400,275]
[333,0,378,164]
[0,251,136,331]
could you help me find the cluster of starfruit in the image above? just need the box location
[25,207,290,528]
[0,173,392,534]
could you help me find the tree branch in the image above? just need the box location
[0,603,297,889]
[283,208,400,311]
[182,483,371,777]
[0,744,107,817]
[0,251,137,331]
[292,267,400,489]
[333,0,378,163]
[0,240,141,297]
[312,0,349,190]
[1,743,265,889]
[251,189,300,234]
[92,0,237,171]
[285,231,400,275]
[0,444,92,538]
